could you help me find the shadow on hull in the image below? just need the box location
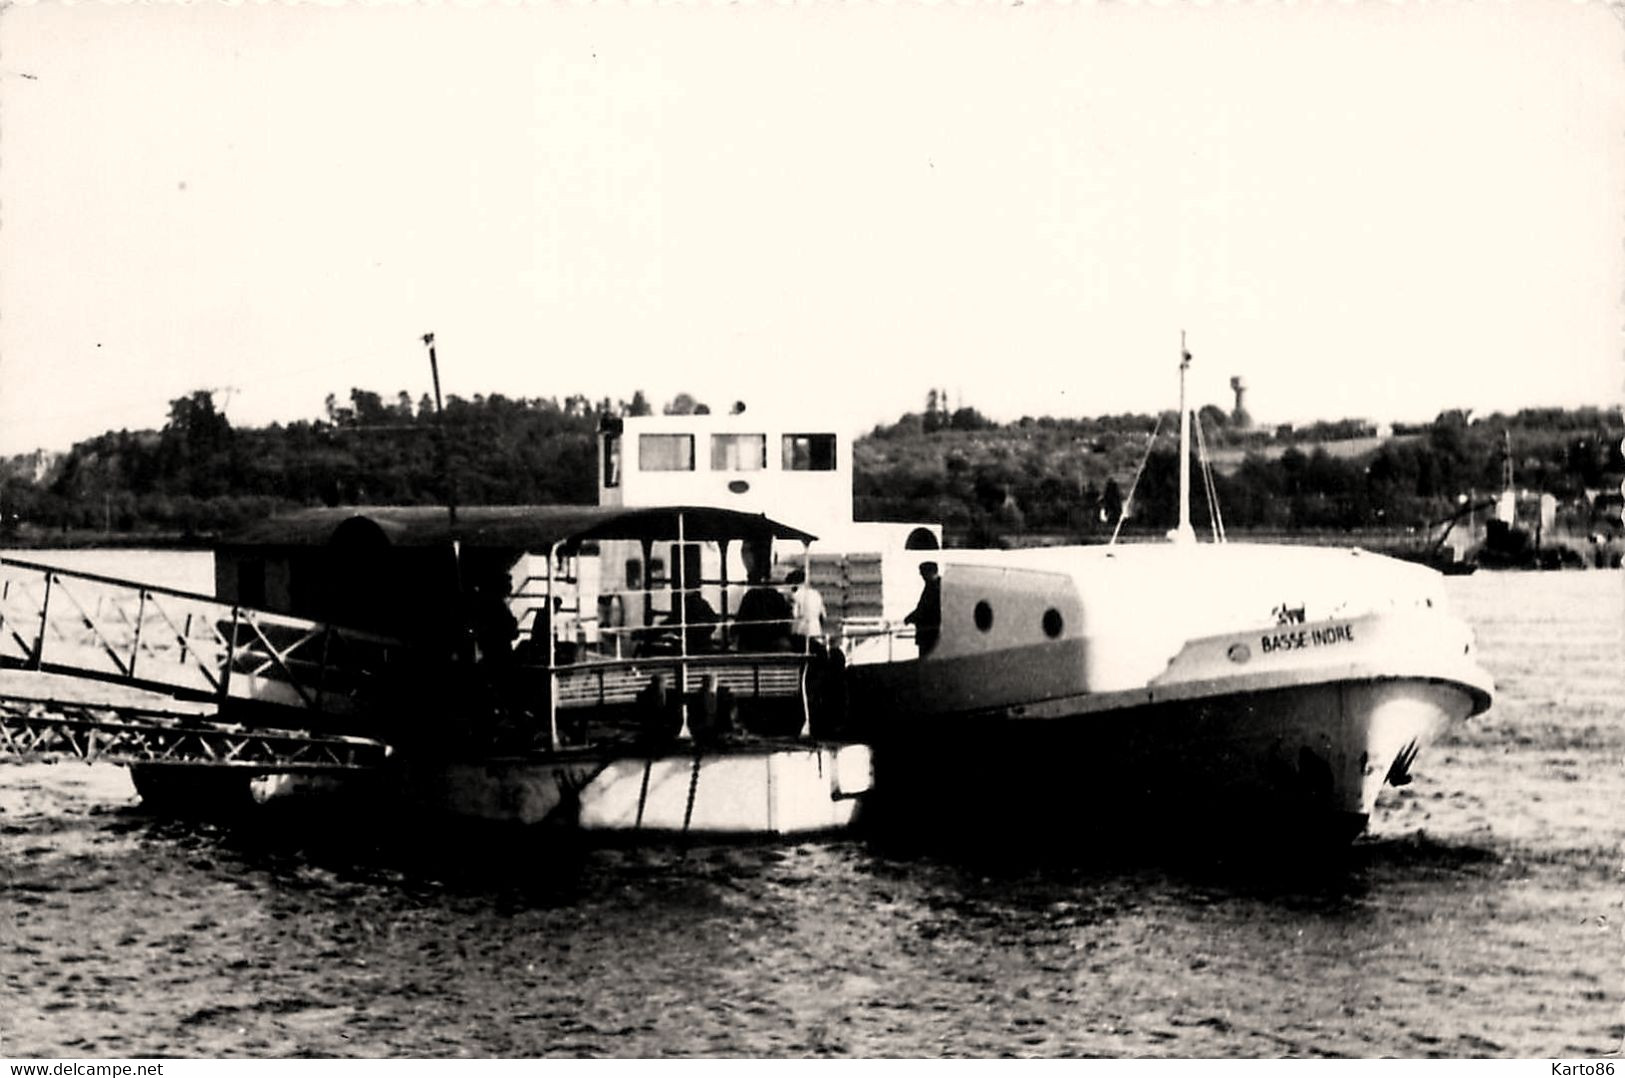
[860,708,1399,870]
[860,776,1370,871]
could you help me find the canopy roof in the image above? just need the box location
[223,504,817,551]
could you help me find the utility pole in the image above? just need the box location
[421,332,457,526]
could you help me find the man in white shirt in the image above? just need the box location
[786,568,827,653]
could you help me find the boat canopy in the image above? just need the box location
[222,504,817,553]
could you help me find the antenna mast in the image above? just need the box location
[1173,332,1196,544]
[421,332,457,527]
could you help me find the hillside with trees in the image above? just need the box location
[2,386,1620,549]
[2,389,626,539]
[856,396,1623,545]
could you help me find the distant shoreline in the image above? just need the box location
[0,529,211,552]
[5,522,1615,557]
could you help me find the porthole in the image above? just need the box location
[973,600,994,632]
[1042,608,1064,638]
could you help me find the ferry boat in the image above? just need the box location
[2,369,1494,846]
[844,540,1492,844]
[578,380,1494,843]
[2,405,934,838]
[0,504,872,838]
[208,503,879,835]
[840,349,1496,844]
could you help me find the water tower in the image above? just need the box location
[1229,376,1253,429]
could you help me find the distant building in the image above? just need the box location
[1228,376,1253,430]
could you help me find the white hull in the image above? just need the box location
[864,674,1477,842]
[396,743,871,836]
[141,741,874,839]
[849,549,1495,842]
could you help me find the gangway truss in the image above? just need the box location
[0,556,406,715]
[0,695,390,771]
[0,557,407,772]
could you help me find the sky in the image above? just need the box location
[1,1,1621,456]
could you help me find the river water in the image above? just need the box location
[2,552,1621,1057]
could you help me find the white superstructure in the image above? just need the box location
[599,411,851,529]
[595,410,941,624]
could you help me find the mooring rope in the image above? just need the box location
[1109,411,1166,546]
[1193,412,1227,542]
[681,749,703,836]
[634,757,653,829]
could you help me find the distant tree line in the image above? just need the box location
[2,384,1620,545]
[2,388,639,537]
[855,396,1623,543]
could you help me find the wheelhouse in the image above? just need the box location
[597,410,944,629]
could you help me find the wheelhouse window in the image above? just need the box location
[782,433,837,471]
[639,434,695,472]
[602,432,621,487]
[711,433,766,471]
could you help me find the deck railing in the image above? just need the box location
[513,578,825,659]
[548,651,808,710]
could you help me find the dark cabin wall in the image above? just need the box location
[215,538,519,654]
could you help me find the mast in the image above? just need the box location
[1173,333,1196,544]
[1495,428,1516,525]
[420,332,457,527]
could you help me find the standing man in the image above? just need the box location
[903,561,941,656]
[787,568,827,654]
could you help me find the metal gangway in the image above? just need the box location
[0,695,389,772]
[0,557,404,771]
